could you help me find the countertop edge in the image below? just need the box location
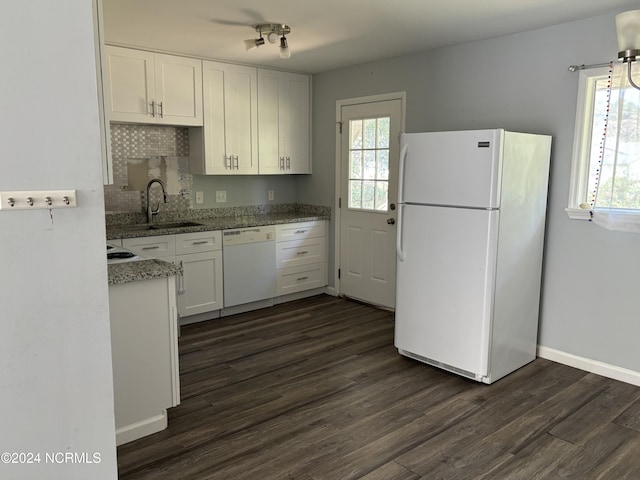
[108,259,181,286]
[106,214,330,240]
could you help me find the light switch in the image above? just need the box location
[215,191,227,203]
[195,191,204,204]
[0,190,77,210]
[268,190,274,201]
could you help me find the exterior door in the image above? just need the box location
[339,99,402,308]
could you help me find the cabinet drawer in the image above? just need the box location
[276,263,326,295]
[276,221,324,241]
[276,237,325,269]
[175,231,222,255]
[123,235,175,258]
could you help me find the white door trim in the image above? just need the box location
[333,92,406,297]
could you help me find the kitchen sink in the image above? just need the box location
[116,221,203,231]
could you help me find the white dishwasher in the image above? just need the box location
[222,225,276,307]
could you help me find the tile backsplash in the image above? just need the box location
[104,124,192,213]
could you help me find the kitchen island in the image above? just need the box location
[108,259,181,445]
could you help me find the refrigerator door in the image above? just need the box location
[395,204,498,377]
[400,130,503,208]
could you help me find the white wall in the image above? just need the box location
[300,9,640,374]
[0,1,117,479]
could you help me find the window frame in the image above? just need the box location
[566,66,611,220]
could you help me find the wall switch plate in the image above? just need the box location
[215,190,227,203]
[0,190,77,210]
[195,191,204,204]
[268,190,274,201]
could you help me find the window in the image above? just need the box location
[348,117,390,211]
[567,65,640,222]
[567,67,610,219]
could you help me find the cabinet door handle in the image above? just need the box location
[280,157,285,170]
[192,240,208,245]
[234,155,239,169]
[150,101,156,117]
[141,245,160,250]
[297,276,309,281]
[296,251,309,255]
[225,155,232,169]
[286,156,291,169]
[177,261,185,294]
[158,101,164,118]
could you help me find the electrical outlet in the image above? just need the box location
[215,190,227,203]
[268,190,274,201]
[195,191,204,204]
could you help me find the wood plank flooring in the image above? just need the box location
[117,294,640,479]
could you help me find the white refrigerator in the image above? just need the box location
[394,129,552,384]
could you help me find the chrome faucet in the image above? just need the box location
[146,178,168,223]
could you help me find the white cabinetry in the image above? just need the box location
[190,62,258,174]
[104,46,203,126]
[258,69,311,174]
[122,231,223,318]
[276,221,327,295]
[175,231,223,316]
[122,234,176,260]
[109,275,179,445]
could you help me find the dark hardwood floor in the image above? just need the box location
[117,294,640,479]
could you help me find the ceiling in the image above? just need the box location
[102,0,638,74]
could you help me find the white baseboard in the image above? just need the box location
[537,345,640,387]
[115,411,168,446]
[324,286,337,297]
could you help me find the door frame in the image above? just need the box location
[333,92,406,297]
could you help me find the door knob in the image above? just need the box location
[387,218,395,225]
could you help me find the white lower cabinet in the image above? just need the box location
[277,262,326,295]
[175,231,223,317]
[122,231,223,318]
[109,275,179,445]
[275,221,327,295]
[122,234,175,259]
[118,220,326,317]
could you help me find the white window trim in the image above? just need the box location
[566,66,610,220]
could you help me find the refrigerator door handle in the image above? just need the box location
[398,143,409,204]
[396,204,406,261]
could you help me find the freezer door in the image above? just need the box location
[400,130,502,208]
[395,204,498,376]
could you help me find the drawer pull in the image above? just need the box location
[192,240,209,245]
[296,251,309,255]
[295,230,307,234]
[297,276,309,281]
[141,245,160,250]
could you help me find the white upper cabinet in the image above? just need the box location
[190,61,258,175]
[258,70,311,174]
[104,46,202,126]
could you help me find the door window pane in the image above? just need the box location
[350,120,363,149]
[362,181,375,210]
[363,150,376,179]
[350,151,362,178]
[375,181,388,210]
[350,180,362,208]
[377,150,389,180]
[364,119,377,149]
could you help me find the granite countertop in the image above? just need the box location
[106,212,330,240]
[108,259,182,286]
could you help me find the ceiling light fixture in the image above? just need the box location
[245,24,292,58]
[279,35,290,59]
[616,10,640,90]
